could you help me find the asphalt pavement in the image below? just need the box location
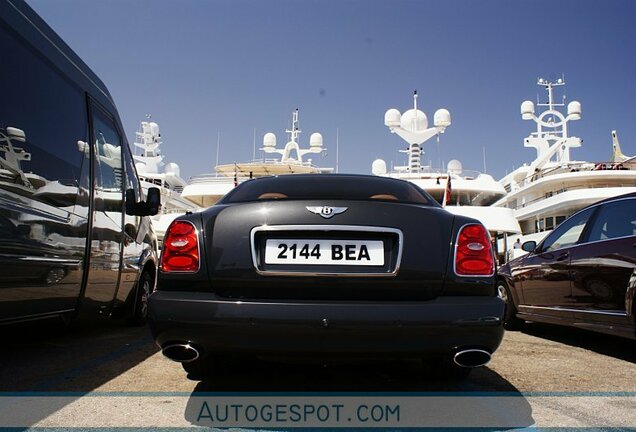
[1,317,634,428]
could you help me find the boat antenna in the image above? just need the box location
[252,128,256,161]
[437,133,441,170]
[336,127,340,173]
[286,108,301,143]
[215,131,221,168]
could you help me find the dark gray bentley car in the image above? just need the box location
[148,174,504,377]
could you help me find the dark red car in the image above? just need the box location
[498,193,636,339]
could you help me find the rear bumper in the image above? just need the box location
[148,291,505,358]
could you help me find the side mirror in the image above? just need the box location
[145,187,161,216]
[521,240,537,253]
[125,189,137,215]
[125,187,161,216]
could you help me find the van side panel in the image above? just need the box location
[0,18,90,321]
[0,0,158,324]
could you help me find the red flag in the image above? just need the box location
[442,175,451,207]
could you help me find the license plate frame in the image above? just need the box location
[264,239,385,266]
[250,224,403,277]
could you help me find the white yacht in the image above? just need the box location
[133,119,200,240]
[373,91,521,257]
[181,109,332,207]
[493,77,636,257]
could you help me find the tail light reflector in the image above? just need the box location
[161,220,200,272]
[454,223,494,276]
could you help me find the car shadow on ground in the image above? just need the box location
[0,317,159,426]
[183,357,535,429]
[0,317,158,392]
[519,323,636,363]
[188,357,519,392]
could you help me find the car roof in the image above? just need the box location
[591,192,636,207]
[218,173,440,206]
[232,173,430,191]
[1,0,117,112]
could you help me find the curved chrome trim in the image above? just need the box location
[453,349,491,368]
[18,257,82,265]
[519,305,627,317]
[0,308,76,324]
[159,220,201,273]
[161,343,200,363]
[453,223,495,278]
[249,224,403,277]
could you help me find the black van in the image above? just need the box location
[0,0,160,325]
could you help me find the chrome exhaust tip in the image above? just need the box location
[453,349,491,368]
[162,343,200,363]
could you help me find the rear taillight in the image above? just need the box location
[454,223,494,276]
[160,220,200,272]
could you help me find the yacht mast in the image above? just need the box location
[383,90,451,174]
[520,77,582,170]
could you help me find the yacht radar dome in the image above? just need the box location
[309,133,323,148]
[384,109,401,127]
[165,162,180,176]
[400,109,428,131]
[567,101,581,120]
[434,109,451,128]
[372,159,387,176]
[263,132,277,147]
[447,159,463,174]
[521,100,535,120]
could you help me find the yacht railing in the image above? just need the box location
[216,158,319,169]
[160,207,193,215]
[517,160,636,187]
[187,173,246,184]
[188,160,327,184]
[510,181,636,210]
[391,168,487,180]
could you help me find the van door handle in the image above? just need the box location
[556,251,570,261]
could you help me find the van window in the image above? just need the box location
[0,22,89,210]
[92,108,123,212]
[122,141,141,202]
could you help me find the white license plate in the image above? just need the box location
[264,239,385,266]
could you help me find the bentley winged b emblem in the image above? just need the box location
[306,206,348,219]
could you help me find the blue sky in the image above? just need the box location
[27,0,636,180]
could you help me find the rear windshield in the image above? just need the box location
[218,175,438,206]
